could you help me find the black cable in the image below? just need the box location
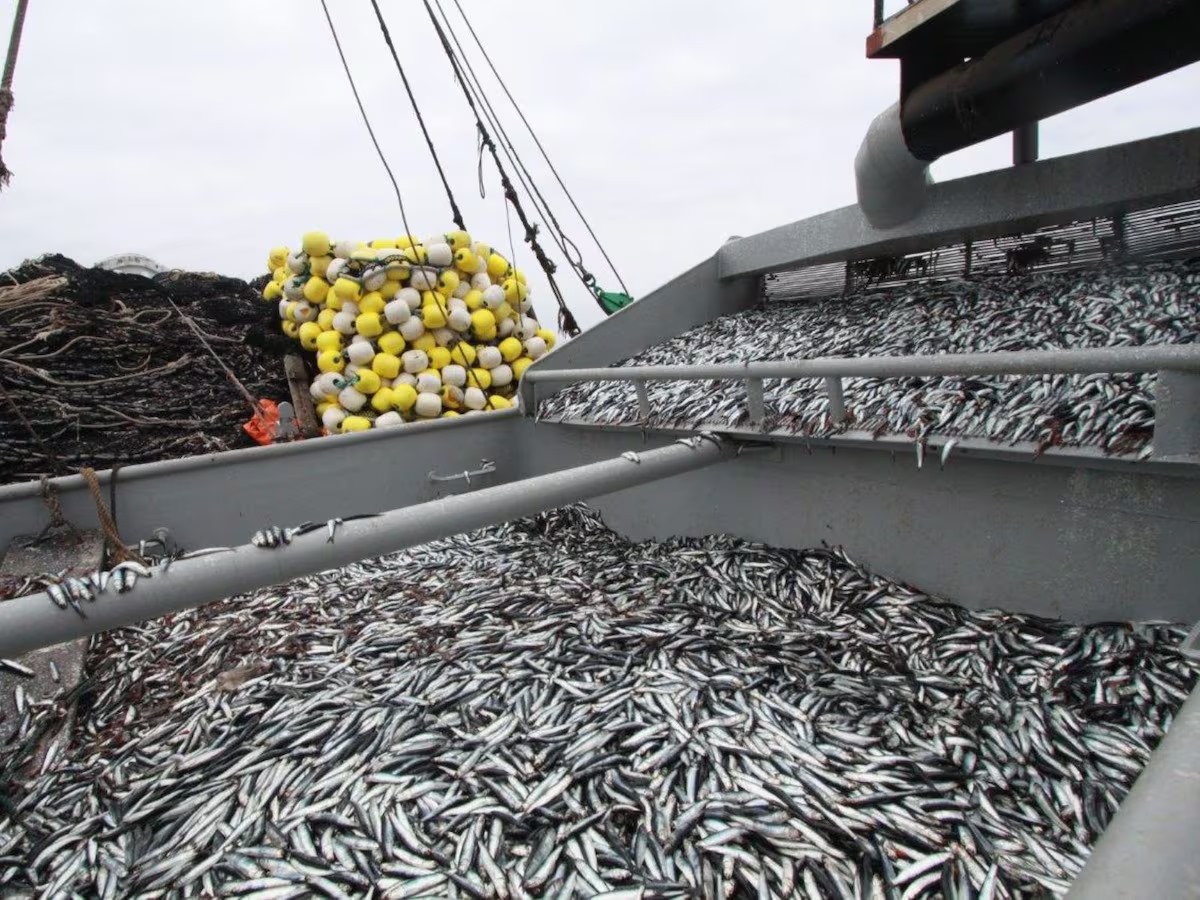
[423,0,600,321]
[318,0,411,241]
[368,0,466,233]
[428,1,585,283]
[444,0,630,296]
[419,0,580,335]
[428,0,594,286]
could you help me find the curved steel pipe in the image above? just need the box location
[0,436,733,659]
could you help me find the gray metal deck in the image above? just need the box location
[1,126,1198,898]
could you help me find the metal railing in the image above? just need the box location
[524,345,1200,435]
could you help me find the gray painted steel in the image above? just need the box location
[1065,681,1200,900]
[0,437,733,659]
[719,127,1200,278]
[855,101,933,227]
[1154,369,1200,460]
[545,418,1200,480]
[516,423,1200,624]
[523,344,1200,384]
[519,255,758,409]
[0,410,526,558]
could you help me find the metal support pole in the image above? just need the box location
[635,382,651,420]
[745,379,765,429]
[0,437,734,659]
[524,345,1200,386]
[825,377,847,424]
[1012,122,1039,165]
[1066,683,1200,899]
[1152,369,1200,460]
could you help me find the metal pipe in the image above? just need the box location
[854,101,933,229]
[0,437,733,659]
[523,345,1200,386]
[855,0,1200,227]
[1013,122,1039,166]
[902,0,1200,163]
[1066,682,1200,899]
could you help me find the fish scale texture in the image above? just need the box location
[2,506,1196,898]
[539,259,1200,456]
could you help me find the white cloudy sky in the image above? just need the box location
[1,1,1197,329]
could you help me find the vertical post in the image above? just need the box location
[1013,122,1039,165]
[283,354,320,438]
[873,0,885,28]
[826,377,847,425]
[1111,212,1128,260]
[745,379,765,430]
[1152,369,1200,460]
[634,382,651,420]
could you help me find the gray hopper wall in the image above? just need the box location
[517,424,1200,624]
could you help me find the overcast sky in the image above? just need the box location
[1,1,1196,330]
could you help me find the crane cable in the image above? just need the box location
[443,0,630,298]
[0,0,31,189]
[367,0,467,234]
[425,0,603,313]
[427,0,627,316]
[318,0,413,241]
[416,0,581,336]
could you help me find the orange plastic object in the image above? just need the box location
[243,399,280,446]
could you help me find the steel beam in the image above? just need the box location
[541,418,1200,480]
[0,436,734,659]
[900,0,1200,162]
[522,345,1200,385]
[1153,369,1200,461]
[1066,682,1200,899]
[718,128,1200,279]
[0,410,525,559]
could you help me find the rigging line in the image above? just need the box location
[318,0,412,241]
[444,0,629,296]
[367,0,466,233]
[429,1,587,272]
[420,0,582,333]
[0,0,31,188]
[425,0,600,306]
[506,195,573,338]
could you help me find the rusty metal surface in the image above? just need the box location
[867,0,1077,59]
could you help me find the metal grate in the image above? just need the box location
[763,197,1200,304]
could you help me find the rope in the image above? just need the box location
[33,475,80,545]
[444,0,630,296]
[368,0,466,232]
[1,378,55,469]
[420,0,580,335]
[81,467,137,564]
[424,0,603,321]
[318,0,412,239]
[167,299,260,416]
[0,0,30,188]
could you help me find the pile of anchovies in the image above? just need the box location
[2,506,1197,898]
[539,260,1200,456]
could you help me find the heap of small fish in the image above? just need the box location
[538,259,1200,456]
[2,505,1196,898]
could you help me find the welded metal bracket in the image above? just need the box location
[1182,620,1200,660]
[825,377,847,425]
[428,459,496,487]
[745,378,765,430]
[1152,370,1200,461]
[634,382,651,420]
